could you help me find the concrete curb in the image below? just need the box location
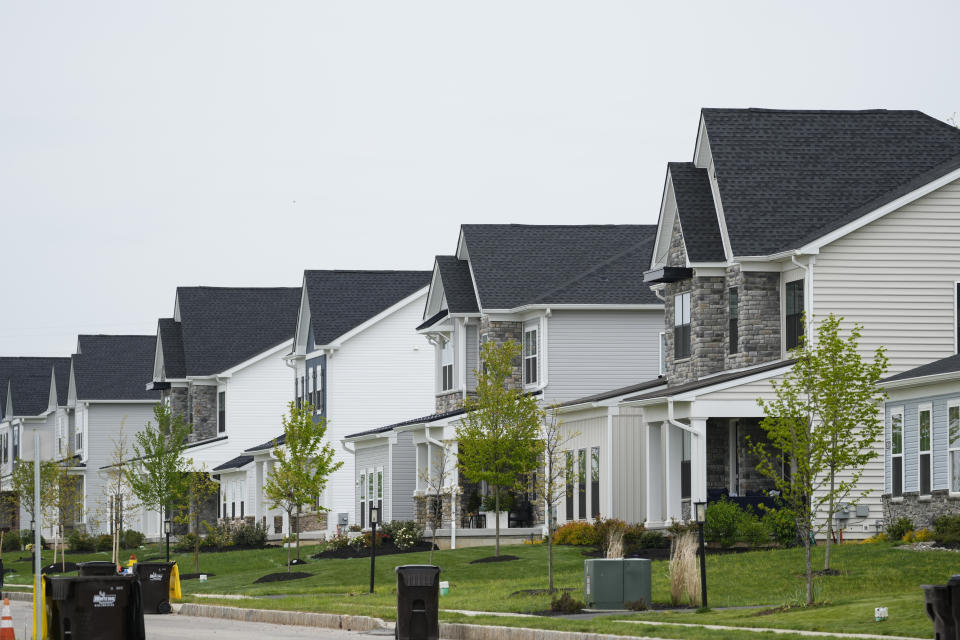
[177,602,388,632]
[4,592,31,603]
[438,622,660,640]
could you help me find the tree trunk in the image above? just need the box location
[286,510,292,572]
[296,505,301,561]
[547,503,554,593]
[495,490,501,557]
[824,458,836,571]
[805,533,813,605]
[430,521,435,565]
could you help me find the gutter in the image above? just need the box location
[790,252,815,344]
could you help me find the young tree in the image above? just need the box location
[539,408,578,593]
[8,460,59,541]
[456,340,545,557]
[753,313,888,604]
[418,440,455,565]
[175,467,220,574]
[126,403,192,539]
[264,401,342,570]
[98,426,139,566]
[50,465,84,571]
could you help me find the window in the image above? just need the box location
[674,292,691,359]
[217,391,226,433]
[359,472,366,528]
[577,449,586,520]
[949,402,960,493]
[75,416,83,453]
[590,447,600,519]
[728,287,739,355]
[57,416,64,456]
[890,409,903,497]
[239,479,245,518]
[301,376,306,408]
[785,280,805,350]
[12,427,18,462]
[440,338,454,392]
[377,468,383,516]
[312,366,319,412]
[564,451,574,520]
[681,430,692,500]
[659,332,666,375]
[919,405,932,496]
[523,327,538,386]
[230,481,236,519]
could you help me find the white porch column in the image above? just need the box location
[606,407,617,517]
[644,421,662,526]
[691,418,708,505]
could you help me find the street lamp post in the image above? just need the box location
[369,506,379,594]
[694,501,708,609]
[164,519,172,563]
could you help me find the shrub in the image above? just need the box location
[19,530,46,548]
[326,532,351,551]
[887,517,914,541]
[860,532,888,544]
[550,592,584,614]
[361,530,389,548]
[911,528,933,543]
[481,490,517,512]
[553,521,598,546]
[348,524,361,532]
[382,521,423,550]
[200,522,234,551]
[173,532,198,553]
[740,516,769,548]
[121,530,145,550]
[232,521,267,548]
[638,529,668,549]
[934,514,960,547]
[348,534,368,551]
[704,498,741,547]
[95,534,113,552]
[67,529,96,553]
[760,507,798,547]
[1,530,19,552]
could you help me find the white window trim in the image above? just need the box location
[673,292,691,360]
[523,324,539,388]
[890,406,904,497]
[949,399,960,496]
[440,336,454,393]
[658,331,666,376]
[918,403,933,497]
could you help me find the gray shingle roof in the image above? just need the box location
[175,287,302,376]
[212,455,254,471]
[622,359,795,403]
[74,335,160,401]
[702,108,960,256]
[559,377,667,408]
[668,162,725,262]
[460,224,660,309]
[305,271,431,345]
[245,434,285,452]
[157,318,185,379]
[0,357,71,417]
[434,256,479,314]
[883,353,960,383]
[345,408,467,440]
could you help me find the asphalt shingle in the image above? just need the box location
[883,353,960,383]
[668,162,725,262]
[74,335,160,401]
[0,357,72,417]
[434,256,479,314]
[157,318,185,379]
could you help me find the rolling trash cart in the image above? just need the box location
[134,561,176,614]
[395,565,440,640]
[44,574,145,640]
[77,561,119,577]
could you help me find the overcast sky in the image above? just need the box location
[2,2,960,356]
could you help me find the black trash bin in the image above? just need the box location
[949,575,960,639]
[922,583,956,640]
[395,565,440,640]
[134,561,174,614]
[77,561,118,577]
[45,574,145,640]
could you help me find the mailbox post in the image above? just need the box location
[369,506,379,594]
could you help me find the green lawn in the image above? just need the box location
[2,541,944,639]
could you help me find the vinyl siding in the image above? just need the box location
[557,414,605,522]
[464,324,479,392]
[695,375,785,402]
[611,407,646,523]
[355,442,388,524]
[885,392,959,495]
[392,431,417,521]
[546,309,663,404]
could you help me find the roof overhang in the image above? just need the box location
[643,266,694,284]
[882,370,960,390]
[146,381,171,391]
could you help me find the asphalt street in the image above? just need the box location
[8,607,392,639]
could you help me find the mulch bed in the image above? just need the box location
[511,588,575,597]
[289,559,308,566]
[311,541,436,560]
[469,555,519,564]
[254,571,311,584]
[179,573,217,580]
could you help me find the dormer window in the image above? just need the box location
[523,327,539,386]
[440,338,454,392]
[674,292,691,359]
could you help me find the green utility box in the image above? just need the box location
[584,558,651,609]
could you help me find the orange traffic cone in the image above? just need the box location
[0,597,14,640]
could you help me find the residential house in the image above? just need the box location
[557,108,960,538]
[67,335,159,535]
[879,353,960,528]
[0,357,71,534]
[147,286,301,535]
[346,224,665,547]
[243,270,433,538]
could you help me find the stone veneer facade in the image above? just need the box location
[662,215,782,387]
[162,384,219,444]
[882,491,960,530]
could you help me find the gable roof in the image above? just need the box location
[345,407,468,440]
[460,224,660,309]
[883,353,960,384]
[74,335,160,401]
[559,377,667,408]
[0,357,71,417]
[174,287,301,376]
[304,271,431,345]
[701,108,960,256]
[212,455,254,471]
[157,318,185,379]
[434,256,479,314]
[667,162,725,262]
[622,359,795,403]
[245,433,285,452]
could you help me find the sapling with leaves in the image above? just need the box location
[174,467,220,574]
[753,313,888,605]
[539,407,578,593]
[8,459,59,545]
[456,340,545,557]
[98,425,139,565]
[264,401,342,571]
[418,439,455,564]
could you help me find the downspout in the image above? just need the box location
[458,318,467,402]
[667,398,699,524]
[424,429,455,549]
[791,253,814,344]
[540,309,550,391]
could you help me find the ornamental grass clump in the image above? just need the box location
[669,529,700,607]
